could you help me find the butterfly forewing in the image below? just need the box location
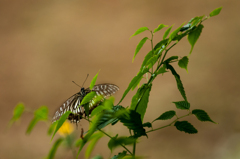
[52,83,119,123]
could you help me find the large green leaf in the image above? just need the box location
[209,7,222,17]
[153,110,176,122]
[154,24,168,33]
[9,103,25,125]
[85,132,104,159]
[178,56,189,73]
[173,101,190,110]
[130,27,149,38]
[188,24,204,54]
[90,71,100,90]
[174,121,198,134]
[192,109,217,124]
[51,111,72,140]
[165,63,187,101]
[47,138,63,159]
[132,37,149,62]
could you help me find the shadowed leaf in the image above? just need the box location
[174,121,198,134]
[192,109,217,124]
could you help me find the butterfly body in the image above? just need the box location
[52,83,119,123]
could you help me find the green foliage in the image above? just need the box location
[9,7,222,159]
[192,109,217,123]
[153,110,176,122]
[174,121,198,134]
[90,71,100,90]
[9,103,25,126]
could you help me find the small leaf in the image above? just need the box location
[178,56,189,73]
[85,132,104,159]
[169,22,185,41]
[142,122,152,128]
[156,65,168,75]
[154,39,168,50]
[188,24,204,54]
[174,121,198,134]
[90,71,100,90]
[111,151,127,159]
[173,101,190,110]
[52,111,72,140]
[132,37,149,62]
[47,138,63,159]
[140,50,153,71]
[48,122,57,136]
[192,109,217,124]
[34,106,48,120]
[180,23,191,32]
[81,91,97,105]
[130,27,149,38]
[163,25,173,40]
[26,117,39,134]
[209,7,222,17]
[108,134,118,152]
[154,24,168,33]
[90,106,105,117]
[108,135,136,152]
[153,110,176,122]
[9,103,25,125]
[164,56,178,63]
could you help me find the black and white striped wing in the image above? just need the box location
[90,83,119,96]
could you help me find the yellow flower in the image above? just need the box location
[57,121,74,136]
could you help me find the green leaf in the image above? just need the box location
[92,155,104,159]
[188,24,204,54]
[178,56,189,73]
[173,101,190,110]
[209,7,222,17]
[153,110,176,122]
[142,122,152,128]
[118,69,148,105]
[34,106,48,120]
[116,110,147,138]
[84,103,90,117]
[169,22,185,41]
[48,122,57,136]
[26,117,39,134]
[146,55,158,69]
[140,51,153,71]
[132,37,149,62]
[163,25,173,40]
[130,27,149,38]
[81,91,97,105]
[164,56,178,63]
[47,138,63,159]
[90,71,100,90]
[52,111,72,140]
[192,109,217,124]
[154,24,168,33]
[85,132,104,159]
[180,23,191,32]
[111,151,127,159]
[9,103,25,125]
[165,64,187,101]
[108,135,136,152]
[154,39,168,50]
[156,64,168,75]
[174,121,198,134]
[90,106,105,117]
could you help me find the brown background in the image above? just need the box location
[1,0,240,159]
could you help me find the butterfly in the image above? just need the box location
[52,83,119,123]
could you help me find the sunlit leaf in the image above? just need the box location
[48,122,57,136]
[154,24,168,33]
[130,27,149,38]
[90,70,100,90]
[169,22,185,41]
[132,37,149,63]
[178,56,189,73]
[163,25,173,40]
[34,106,48,120]
[9,103,25,125]
[209,7,222,17]
[174,121,198,134]
[81,91,97,105]
[26,117,39,135]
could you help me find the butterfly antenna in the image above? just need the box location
[72,81,81,88]
[82,74,89,87]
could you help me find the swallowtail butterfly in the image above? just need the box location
[52,83,119,123]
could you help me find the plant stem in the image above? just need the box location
[133,140,136,157]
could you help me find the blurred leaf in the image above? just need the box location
[34,106,48,120]
[169,22,185,41]
[47,138,63,159]
[180,23,191,32]
[164,56,178,63]
[111,151,127,159]
[92,155,103,159]
[90,106,105,117]
[9,103,25,126]
[130,27,149,38]
[153,110,176,122]
[174,121,198,134]
[154,24,168,33]
[163,25,173,40]
[142,122,152,128]
[156,64,168,75]
[165,63,187,101]
[173,101,190,110]
[192,109,217,124]
[81,91,97,105]
[178,56,189,73]
[85,132,104,159]
[209,7,222,17]
[84,103,90,117]
[108,135,136,152]
[48,122,57,136]
[146,55,158,69]
[52,111,72,140]
[26,117,39,135]
[90,71,100,90]
[188,24,204,54]
[132,37,149,62]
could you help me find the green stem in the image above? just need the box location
[150,31,154,73]
[133,140,136,157]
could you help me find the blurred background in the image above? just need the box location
[1,0,240,159]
